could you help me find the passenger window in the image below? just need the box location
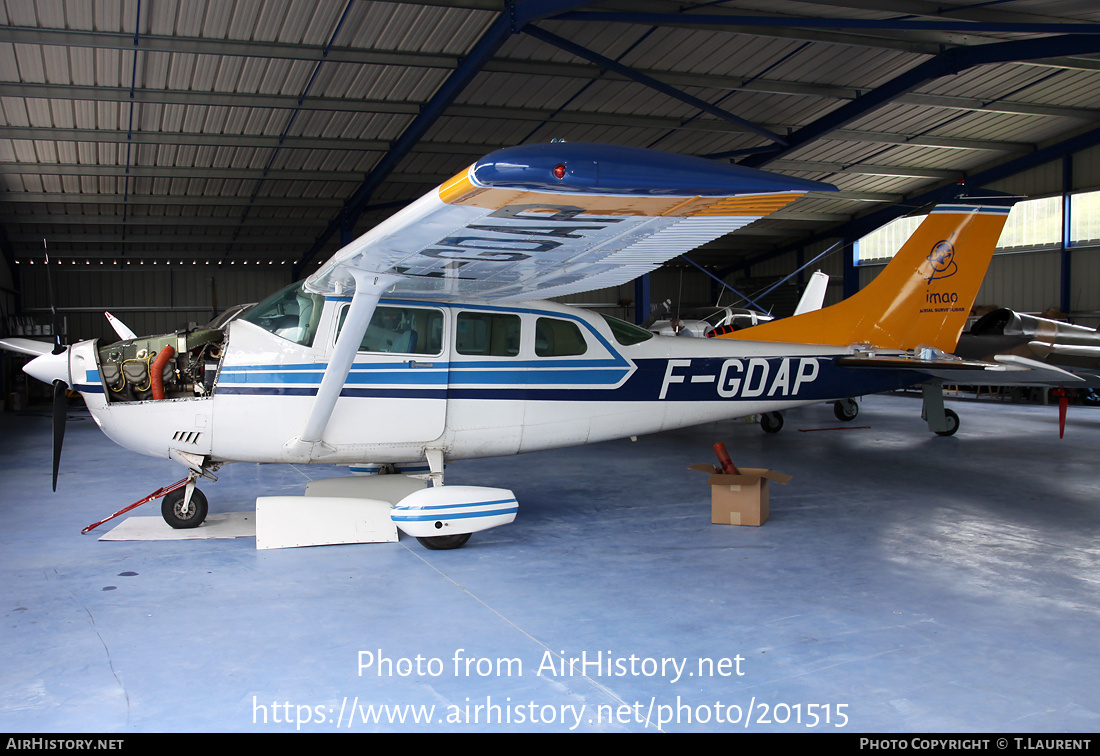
[337,305,444,355]
[535,318,588,357]
[456,312,521,356]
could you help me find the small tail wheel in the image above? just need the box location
[161,487,209,529]
[761,411,784,434]
[935,408,960,437]
[833,398,859,421]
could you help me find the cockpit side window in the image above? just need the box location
[241,281,325,347]
[535,317,588,357]
[336,305,444,355]
[456,311,521,356]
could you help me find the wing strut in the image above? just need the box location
[286,270,402,460]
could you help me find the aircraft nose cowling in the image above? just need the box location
[24,348,70,386]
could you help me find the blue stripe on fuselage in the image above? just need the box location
[212,355,925,402]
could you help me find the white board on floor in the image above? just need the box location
[99,512,255,540]
[255,496,397,549]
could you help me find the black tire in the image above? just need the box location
[161,486,209,529]
[833,398,859,421]
[761,411,784,434]
[935,408,960,437]
[416,533,472,550]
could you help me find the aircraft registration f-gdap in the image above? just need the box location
[1,143,1080,549]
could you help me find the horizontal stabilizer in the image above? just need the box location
[837,351,1083,386]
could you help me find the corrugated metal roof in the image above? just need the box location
[1,0,1100,274]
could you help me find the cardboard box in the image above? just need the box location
[689,464,793,526]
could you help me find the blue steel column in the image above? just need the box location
[1062,155,1073,316]
[634,274,651,325]
[843,237,858,300]
[339,210,355,247]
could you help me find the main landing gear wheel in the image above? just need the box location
[833,398,859,421]
[161,487,209,529]
[760,411,784,434]
[935,408,960,437]
[416,533,472,550]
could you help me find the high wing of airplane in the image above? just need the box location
[4,142,1081,549]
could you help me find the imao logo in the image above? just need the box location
[925,240,958,283]
[925,291,959,305]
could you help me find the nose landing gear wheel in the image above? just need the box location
[161,487,208,529]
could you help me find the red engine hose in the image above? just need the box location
[150,345,175,401]
[712,442,739,475]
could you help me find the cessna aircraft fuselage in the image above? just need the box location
[64,290,921,470]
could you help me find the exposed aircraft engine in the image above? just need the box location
[98,327,226,402]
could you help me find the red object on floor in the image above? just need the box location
[713,442,739,475]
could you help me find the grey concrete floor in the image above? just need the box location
[1,391,1098,733]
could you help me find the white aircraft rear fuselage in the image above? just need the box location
[68,295,917,471]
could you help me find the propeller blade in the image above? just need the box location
[43,242,65,355]
[52,379,66,491]
[105,311,137,340]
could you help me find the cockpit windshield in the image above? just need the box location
[240,281,325,347]
[600,313,653,345]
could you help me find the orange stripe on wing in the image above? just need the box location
[438,172,808,218]
[689,193,804,216]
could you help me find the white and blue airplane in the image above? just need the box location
[1,143,1079,549]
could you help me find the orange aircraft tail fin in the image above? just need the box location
[722,192,1016,352]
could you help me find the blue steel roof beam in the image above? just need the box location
[292,1,597,279]
[739,34,1100,169]
[549,11,1100,36]
[522,25,789,147]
